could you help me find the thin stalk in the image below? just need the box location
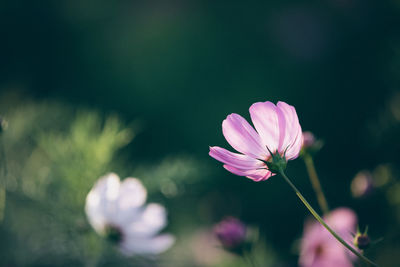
[243,251,257,267]
[0,187,5,222]
[0,136,7,223]
[0,137,7,178]
[303,154,329,215]
[278,169,377,267]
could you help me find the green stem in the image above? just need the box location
[303,154,329,215]
[243,251,257,267]
[278,169,378,267]
[0,136,7,223]
[0,187,5,222]
[0,136,7,179]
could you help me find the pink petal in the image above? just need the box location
[249,102,281,154]
[222,113,267,159]
[325,208,357,240]
[285,131,303,160]
[209,146,264,170]
[223,165,273,182]
[276,102,303,160]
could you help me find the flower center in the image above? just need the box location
[315,244,325,257]
[105,225,123,244]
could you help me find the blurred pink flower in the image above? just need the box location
[214,217,247,249]
[209,101,303,181]
[302,131,316,148]
[190,229,230,266]
[351,171,374,198]
[299,208,358,267]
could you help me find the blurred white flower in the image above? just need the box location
[85,173,175,256]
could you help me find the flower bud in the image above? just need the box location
[354,232,370,250]
[302,131,316,148]
[301,131,323,155]
[213,217,246,251]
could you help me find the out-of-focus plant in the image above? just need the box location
[351,170,374,198]
[36,111,133,209]
[0,94,138,265]
[0,116,7,222]
[134,155,207,198]
[0,93,213,266]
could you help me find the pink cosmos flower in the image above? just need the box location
[209,101,303,181]
[299,208,358,267]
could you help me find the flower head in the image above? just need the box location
[85,173,175,256]
[213,217,247,249]
[299,208,358,267]
[209,101,303,181]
